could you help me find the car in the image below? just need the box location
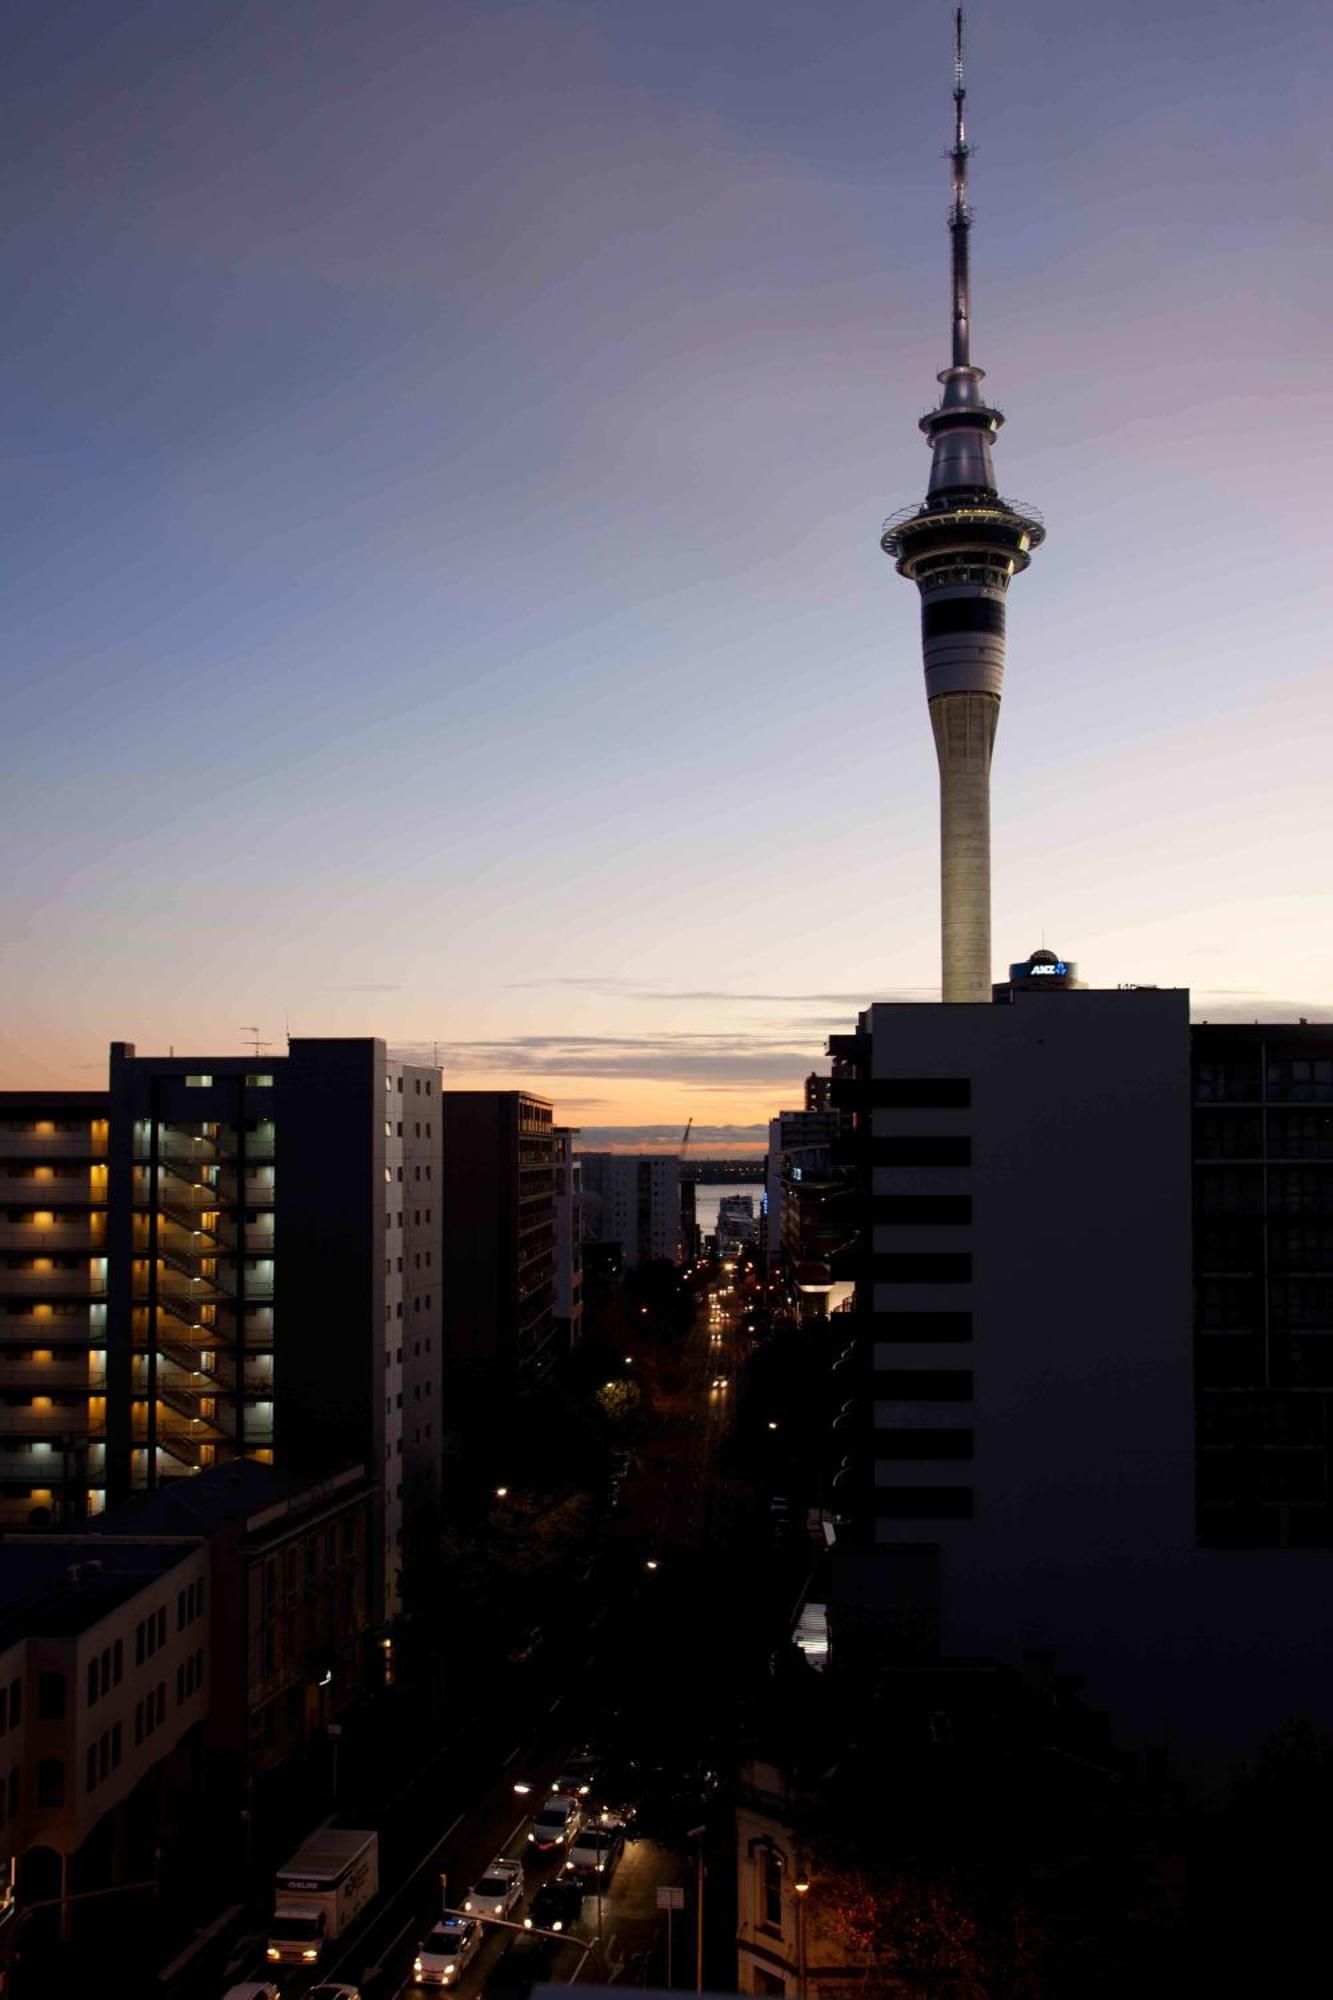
[414,1916,483,1987]
[484,1937,559,2000]
[564,1819,625,1885]
[524,1879,585,1934]
[463,1857,524,1920]
[222,1988,281,2000]
[711,1374,729,1390]
[551,1749,597,1798]
[308,1988,362,2000]
[528,1793,582,1851]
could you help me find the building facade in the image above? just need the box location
[577,1154,681,1269]
[826,988,1333,1753]
[441,1092,558,1389]
[1,1041,440,1621]
[1192,1022,1333,1548]
[552,1129,583,1355]
[0,1095,111,1530]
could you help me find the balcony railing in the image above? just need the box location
[0,1131,105,1160]
[0,1223,107,1252]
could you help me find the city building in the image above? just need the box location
[2,1041,440,1622]
[89,1459,373,1814]
[826,985,1333,1754]
[880,9,1044,1003]
[552,1128,584,1355]
[0,1533,209,1916]
[0,1092,110,1530]
[441,1092,558,1389]
[764,1109,844,1301]
[715,1194,757,1259]
[577,1154,681,1269]
[1192,1022,1333,1549]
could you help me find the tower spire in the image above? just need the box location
[950,6,971,369]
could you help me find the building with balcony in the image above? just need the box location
[764,1108,845,1305]
[1,1042,441,1621]
[441,1092,558,1389]
[0,1094,111,1530]
[578,1154,681,1269]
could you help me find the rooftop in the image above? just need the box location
[91,1460,368,1544]
[0,1536,201,1646]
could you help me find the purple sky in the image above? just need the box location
[2,0,1330,1131]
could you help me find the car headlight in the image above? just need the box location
[303,1948,318,1960]
[552,1919,564,1932]
[414,1959,424,1974]
[464,1899,473,1909]
[444,1968,455,1980]
[266,1948,279,1960]
[523,1917,533,1930]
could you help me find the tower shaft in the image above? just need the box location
[932,693,998,1003]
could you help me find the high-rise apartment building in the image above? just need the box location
[827,990,1333,1751]
[765,1109,844,1281]
[578,1154,681,1269]
[441,1092,558,1389]
[1,1042,440,1619]
[0,1094,110,1529]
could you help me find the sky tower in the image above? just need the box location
[882,8,1044,1003]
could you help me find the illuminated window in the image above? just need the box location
[245,1074,274,1087]
[184,1076,212,1089]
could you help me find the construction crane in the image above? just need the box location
[680,1117,693,1156]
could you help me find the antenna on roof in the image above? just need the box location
[239,1026,271,1057]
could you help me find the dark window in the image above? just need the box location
[86,1660,99,1708]
[1195,1111,1263,1160]
[177,1590,186,1632]
[36,1672,65,1721]
[872,1137,971,1167]
[112,1639,122,1685]
[85,1746,97,1794]
[1268,1169,1333,1216]
[875,1196,972,1224]
[1268,1113,1333,1161]
[156,1607,166,1648]
[921,597,1005,638]
[1194,1058,1262,1104]
[878,1429,975,1459]
[762,1845,783,1928]
[134,1700,144,1746]
[874,1253,972,1283]
[873,1311,972,1342]
[111,1723,121,1769]
[1267,1057,1333,1104]
[877,1486,974,1518]
[878,1369,974,1400]
[135,1621,145,1667]
[867,1078,971,1108]
[36,1758,65,1807]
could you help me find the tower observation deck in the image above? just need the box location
[882,8,1044,1004]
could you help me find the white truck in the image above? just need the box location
[266,1828,379,1968]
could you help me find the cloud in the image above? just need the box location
[1189,996,1331,1022]
[502,978,905,1006]
[391,1028,825,1086]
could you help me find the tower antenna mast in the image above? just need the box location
[950,6,971,369]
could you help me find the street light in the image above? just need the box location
[793,1868,811,2000]
[513,1781,532,1796]
[495,1485,509,1498]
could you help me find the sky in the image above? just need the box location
[2,0,1330,1142]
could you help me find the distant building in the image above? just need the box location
[764,1109,844,1292]
[715,1194,757,1259]
[441,1093,559,1389]
[578,1155,681,1268]
[553,1129,584,1354]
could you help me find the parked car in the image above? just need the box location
[222,1988,281,2000]
[484,1937,558,2000]
[529,1794,582,1852]
[308,1988,361,2000]
[524,1880,585,1934]
[564,1819,625,1885]
[414,1916,482,1986]
[463,1858,524,1920]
